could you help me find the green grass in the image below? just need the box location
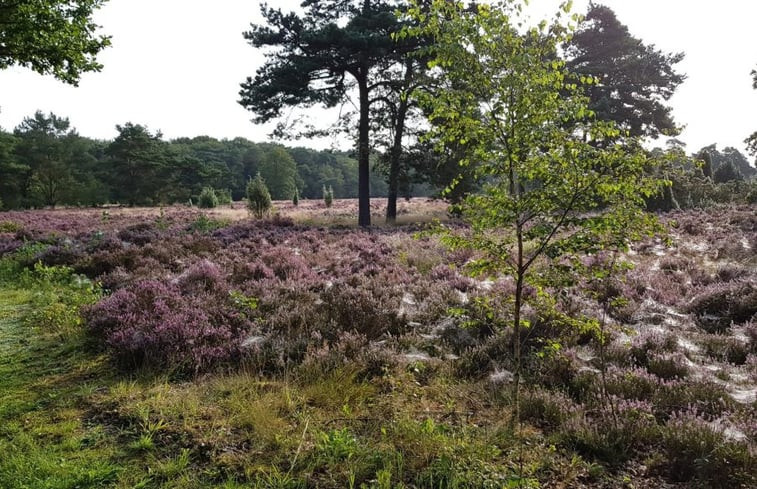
[0,288,124,488]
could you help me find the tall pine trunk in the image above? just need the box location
[386,60,414,224]
[357,70,371,227]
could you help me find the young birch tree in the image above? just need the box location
[403,0,663,421]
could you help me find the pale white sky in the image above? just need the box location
[0,0,755,157]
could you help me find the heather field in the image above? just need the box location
[0,201,756,488]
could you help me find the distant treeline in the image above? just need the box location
[1,112,755,211]
[0,112,434,209]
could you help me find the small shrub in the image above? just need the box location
[118,222,159,245]
[562,399,659,466]
[188,214,229,234]
[661,410,755,487]
[259,246,316,282]
[0,220,23,233]
[688,282,757,331]
[247,172,272,219]
[630,330,679,367]
[292,186,299,206]
[700,335,750,365]
[456,347,495,379]
[519,389,574,430]
[320,277,406,340]
[646,352,690,380]
[429,264,474,291]
[716,263,749,282]
[175,259,227,295]
[603,366,662,401]
[216,188,233,205]
[653,380,735,420]
[745,320,757,350]
[85,280,253,373]
[197,187,219,209]
[323,185,333,208]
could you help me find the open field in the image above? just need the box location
[0,201,755,488]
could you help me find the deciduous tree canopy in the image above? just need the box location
[0,0,111,85]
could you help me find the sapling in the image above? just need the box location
[405,0,664,424]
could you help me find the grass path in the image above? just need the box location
[0,288,124,489]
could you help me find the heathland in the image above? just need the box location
[0,200,755,488]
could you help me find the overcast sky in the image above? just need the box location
[0,0,755,157]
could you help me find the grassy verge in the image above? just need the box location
[0,287,125,488]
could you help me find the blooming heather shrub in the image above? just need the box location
[0,234,24,257]
[254,286,325,339]
[260,246,316,282]
[181,234,219,256]
[320,276,406,340]
[652,380,735,421]
[34,243,86,267]
[688,282,757,331]
[716,263,750,282]
[734,411,757,443]
[745,321,757,350]
[604,366,664,401]
[519,389,575,430]
[646,352,690,380]
[601,343,633,367]
[117,222,159,245]
[175,259,227,295]
[75,247,137,277]
[231,261,275,283]
[700,335,750,365]
[98,266,133,291]
[562,398,659,466]
[85,280,252,373]
[661,410,756,487]
[84,232,123,253]
[429,264,474,292]
[400,278,463,325]
[630,330,679,367]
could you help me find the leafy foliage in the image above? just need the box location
[406,0,663,417]
[0,0,111,84]
[259,146,299,200]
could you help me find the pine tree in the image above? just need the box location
[246,172,272,218]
